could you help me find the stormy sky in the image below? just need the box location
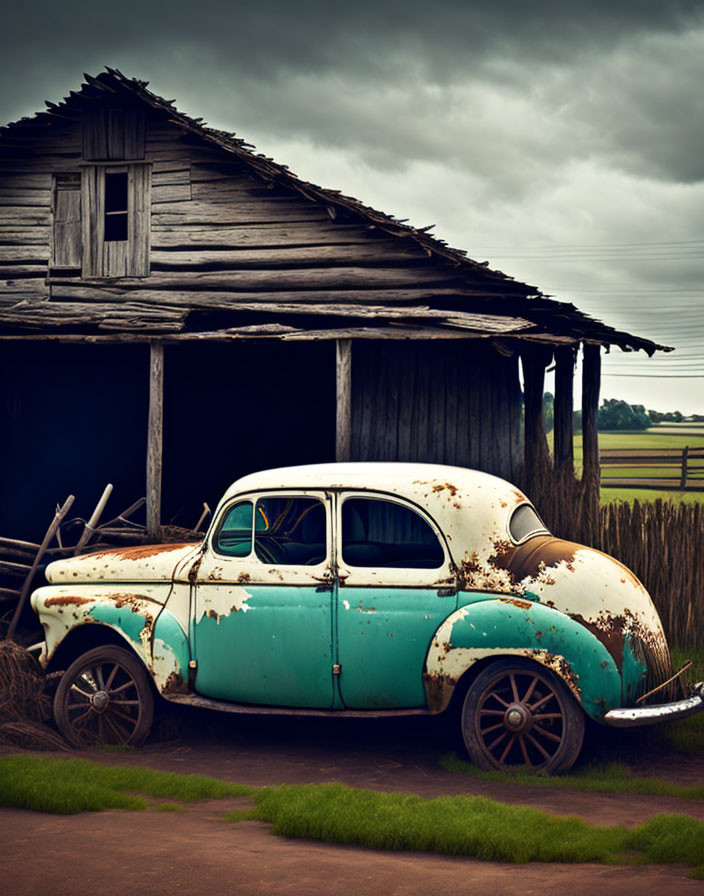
[2,1,703,413]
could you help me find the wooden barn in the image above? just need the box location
[0,69,667,545]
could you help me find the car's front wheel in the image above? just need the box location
[54,645,154,747]
[461,657,585,774]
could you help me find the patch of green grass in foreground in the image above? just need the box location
[0,755,252,814]
[226,781,704,873]
[3,756,704,876]
[657,647,704,755]
[439,755,704,801]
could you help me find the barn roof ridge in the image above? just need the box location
[0,68,671,355]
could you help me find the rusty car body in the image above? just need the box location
[31,463,704,772]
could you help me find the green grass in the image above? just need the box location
[439,755,704,800]
[3,755,704,876]
[0,755,252,814]
[227,781,704,872]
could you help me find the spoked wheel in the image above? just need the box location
[54,646,154,747]
[461,658,584,774]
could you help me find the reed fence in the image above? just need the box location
[597,499,704,648]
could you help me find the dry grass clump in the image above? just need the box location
[0,641,68,750]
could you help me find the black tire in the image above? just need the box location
[54,645,154,748]
[461,657,585,774]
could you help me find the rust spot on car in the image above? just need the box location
[422,671,457,714]
[44,595,93,607]
[498,597,532,610]
[86,542,198,562]
[188,546,206,585]
[237,572,251,584]
[206,608,224,623]
[207,567,223,582]
[432,482,458,498]
[161,671,189,695]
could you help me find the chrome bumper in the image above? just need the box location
[603,681,704,728]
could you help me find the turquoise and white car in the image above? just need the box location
[32,463,704,772]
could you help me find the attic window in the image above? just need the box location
[81,164,151,277]
[104,172,128,242]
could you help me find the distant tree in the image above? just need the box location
[573,409,582,433]
[598,398,650,431]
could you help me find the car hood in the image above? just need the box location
[45,542,202,584]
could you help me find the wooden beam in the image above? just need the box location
[146,342,164,540]
[554,347,575,474]
[336,339,352,462]
[522,347,552,482]
[582,344,601,482]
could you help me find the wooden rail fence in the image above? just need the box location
[600,447,704,491]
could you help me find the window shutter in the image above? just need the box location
[81,166,104,277]
[53,174,82,268]
[81,164,151,278]
[128,164,151,277]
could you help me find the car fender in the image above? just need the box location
[423,597,624,720]
[31,585,191,696]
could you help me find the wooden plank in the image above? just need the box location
[53,187,82,268]
[150,222,376,249]
[335,339,352,462]
[149,242,425,267]
[152,183,192,204]
[0,207,51,225]
[146,342,164,539]
[0,189,52,207]
[554,346,574,473]
[0,245,50,261]
[81,165,103,276]
[128,163,151,277]
[48,266,459,291]
[522,346,552,485]
[582,345,601,498]
[0,226,51,245]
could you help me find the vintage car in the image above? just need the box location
[31,463,703,772]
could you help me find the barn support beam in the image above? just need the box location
[336,338,352,462]
[522,347,552,491]
[146,341,164,540]
[554,347,575,474]
[582,344,601,485]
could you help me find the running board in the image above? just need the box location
[167,693,433,719]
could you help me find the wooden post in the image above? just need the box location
[554,347,575,474]
[581,344,601,544]
[336,339,352,462]
[680,446,689,490]
[146,342,164,540]
[582,344,601,482]
[522,347,551,482]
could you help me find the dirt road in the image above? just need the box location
[2,708,703,895]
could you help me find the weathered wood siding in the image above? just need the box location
[1,103,471,316]
[351,342,522,481]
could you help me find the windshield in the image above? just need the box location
[509,504,549,544]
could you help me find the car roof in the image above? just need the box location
[221,462,526,510]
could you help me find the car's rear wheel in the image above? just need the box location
[461,657,584,774]
[54,645,154,747]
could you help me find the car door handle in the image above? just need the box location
[316,583,334,593]
[436,588,456,597]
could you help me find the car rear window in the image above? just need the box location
[509,504,548,543]
[342,497,444,569]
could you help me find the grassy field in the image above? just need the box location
[556,424,704,504]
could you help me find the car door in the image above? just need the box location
[192,489,335,708]
[335,491,457,709]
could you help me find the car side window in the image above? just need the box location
[341,497,444,569]
[215,500,253,557]
[254,496,327,566]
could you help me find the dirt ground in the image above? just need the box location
[2,707,703,895]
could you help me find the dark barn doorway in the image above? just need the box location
[0,343,149,542]
[161,341,337,529]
